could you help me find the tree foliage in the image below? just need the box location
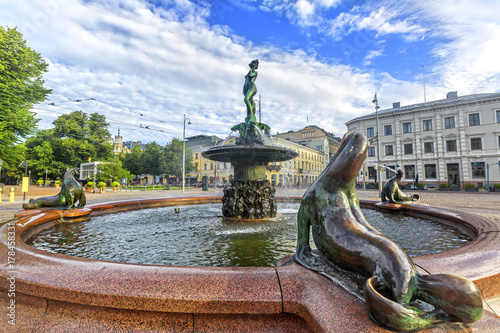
[121,143,143,177]
[0,26,51,168]
[25,111,113,178]
[141,142,163,176]
[97,159,133,183]
[162,138,194,178]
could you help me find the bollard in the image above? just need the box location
[10,187,16,202]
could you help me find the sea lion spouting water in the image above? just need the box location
[293,132,483,331]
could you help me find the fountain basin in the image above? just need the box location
[26,203,472,267]
[1,196,499,332]
[202,145,298,163]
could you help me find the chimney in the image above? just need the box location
[392,102,400,108]
[447,91,458,99]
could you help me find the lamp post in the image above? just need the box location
[372,93,382,197]
[486,162,500,193]
[182,114,192,194]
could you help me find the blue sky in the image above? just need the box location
[2,0,500,144]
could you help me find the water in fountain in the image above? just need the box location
[27,203,471,267]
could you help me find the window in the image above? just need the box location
[384,125,392,136]
[446,140,457,152]
[425,164,436,179]
[470,138,482,150]
[386,165,396,179]
[402,122,412,133]
[469,113,480,126]
[471,162,485,178]
[367,127,374,138]
[404,143,413,155]
[422,119,432,131]
[497,110,500,123]
[195,153,198,159]
[424,142,434,153]
[368,147,375,157]
[385,145,393,156]
[404,165,415,179]
[368,167,376,180]
[444,116,455,129]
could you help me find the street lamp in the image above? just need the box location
[372,93,382,197]
[486,162,500,193]
[182,114,192,194]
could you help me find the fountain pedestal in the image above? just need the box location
[202,123,297,219]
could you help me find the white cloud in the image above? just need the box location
[363,48,384,66]
[414,0,500,93]
[4,0,494,148]
[328,6,427,42]
[2,0,390,143]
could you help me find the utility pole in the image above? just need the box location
[372,93,382,197]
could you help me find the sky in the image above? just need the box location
[3,0,500,145]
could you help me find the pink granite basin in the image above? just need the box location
[1,196,499,332]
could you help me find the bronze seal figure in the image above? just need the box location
[381,169,419,203]
[293,132,483,331]
[23,168,86,210]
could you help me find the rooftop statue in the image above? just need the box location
[23,168,86,210]
[293,132,483,331]
[381,169,419,203]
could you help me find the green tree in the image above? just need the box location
[141,142,163,176]
[98,159,133,184]
[29,141,63,178]
[121,143,143,179]
[25,111,113,178]
[162,138,194,178]
[0,26,51,166]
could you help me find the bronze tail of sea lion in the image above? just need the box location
[293,131,483,331]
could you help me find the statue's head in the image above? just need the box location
[397,169,404,179]
[249,59,259,69]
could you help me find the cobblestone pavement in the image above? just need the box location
[1,186,499,223]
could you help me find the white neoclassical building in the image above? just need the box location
[346,92,500,189]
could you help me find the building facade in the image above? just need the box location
[345,92,500,189]
[274,125,340,163]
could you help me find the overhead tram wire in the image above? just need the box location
[43,77,183,125]
[43,78,231,128]
[34,107,177,136]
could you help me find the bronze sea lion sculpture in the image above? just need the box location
[381,169,419,203]
[293,132,483,331]
[23,168,86,210]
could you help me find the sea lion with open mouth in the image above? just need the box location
[293,132,483,331]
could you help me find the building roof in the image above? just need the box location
[346,92,500,125]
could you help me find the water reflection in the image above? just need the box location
[27,203,471,267]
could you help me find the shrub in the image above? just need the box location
[86,181,94,187]
[36,178,44,185]
[55,180,61,185]
[494,184,500,189]
[111,181,120,187]
[439,183,449,188]
[415,183,425,188]
[464,183,476,189]
[373,182,378,187]
[98,182,107,188]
